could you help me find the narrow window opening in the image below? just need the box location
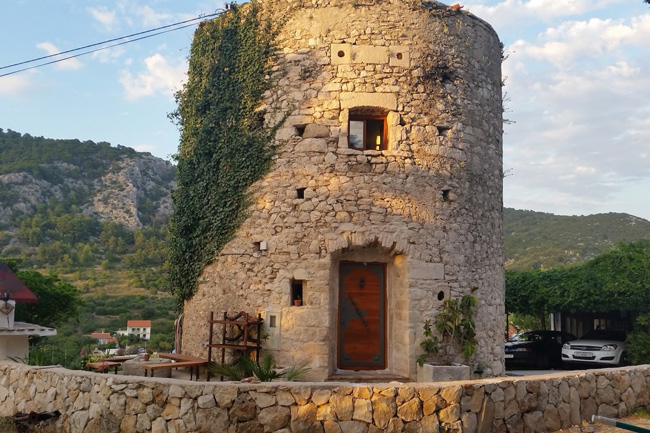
[295,125,306,136]
[438,126,451,137]
[337,50,345,58]
[269,315,277,328]
[349,114,387,150]
[291,280,304,306]
[442,189,451,201]
[253,242,261,251]
[437,291,445,301]
[297,187,306,199]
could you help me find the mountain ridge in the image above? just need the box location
[504,208,650,270]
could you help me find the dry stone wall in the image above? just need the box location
[2,363,650,433]
[181,0,504,381]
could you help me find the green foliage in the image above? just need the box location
[628,313,650,365]
[4,258,83,328]
[504,208,650,271]
[506,240,650,316]
[508,313,546,334]
[0,130,174,294]
[0,129,139,179]
[168,2,282,304]
[419,288,479,365]
[417,319,439,367]
[210,352,309,382]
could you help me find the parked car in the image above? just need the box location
[505,330,576,369]
[562,329,628,367]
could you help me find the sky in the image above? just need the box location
[0,1,649,220]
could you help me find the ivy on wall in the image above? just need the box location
[168,2,280,305]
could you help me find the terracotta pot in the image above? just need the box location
[143,354,150,361]
[293,300,302,306]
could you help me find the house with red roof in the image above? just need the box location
[0,260,56,361]
[90,332,118,346]
[126,320,151,341]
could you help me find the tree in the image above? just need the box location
[3,258,83,328]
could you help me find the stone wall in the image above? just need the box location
[181,0,504,382]
[2,362,650,433]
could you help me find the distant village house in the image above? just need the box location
[125,320,151,341]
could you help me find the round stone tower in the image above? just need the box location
[181,0,504,380]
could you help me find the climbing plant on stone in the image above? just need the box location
[168,1,281,305]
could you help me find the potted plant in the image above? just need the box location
[293,295,302,306]
[143,349,152,361]
[416,288,479,382]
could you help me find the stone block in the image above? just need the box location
[409,262,445,280]
[331,44,351,65]
[389,46,410,67]
[351,45,388,64]
[340,92,397,110]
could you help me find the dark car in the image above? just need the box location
[505,330,576,369]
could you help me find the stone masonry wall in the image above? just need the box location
[2,363,650,433]
[181,0,504,381]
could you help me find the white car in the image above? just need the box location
[562,329,627,367]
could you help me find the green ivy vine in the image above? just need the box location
[168,2,281,306]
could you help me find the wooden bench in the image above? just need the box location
[98,355,136,363]
[86,361,121,374]
[143,360,208,380]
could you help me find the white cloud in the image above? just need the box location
[0,74,34,96]
[119,54,186,101]
[87,6,119,32]
[92,46,126,63]
[36,42,83,70]
[500,8,650,218]
[135,5,173,27]
[466,0,628,32]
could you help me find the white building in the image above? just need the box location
[126,320,151,341]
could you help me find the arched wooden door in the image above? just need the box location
[338,262,386,369]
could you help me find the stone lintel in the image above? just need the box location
[340,93,397,111]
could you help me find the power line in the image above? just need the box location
[0,11,223,78]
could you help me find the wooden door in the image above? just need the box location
[338,262,386,369]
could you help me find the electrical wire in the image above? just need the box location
[0,11,223,78]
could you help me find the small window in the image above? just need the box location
[349,115,387,150]
[297,187,306,199]
[291,280,303,306]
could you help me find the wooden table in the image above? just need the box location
[158,353,209,380]
[86,361,121,374]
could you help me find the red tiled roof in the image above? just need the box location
[127,320,151,327]
[91,332,112,339]
[0,260,38,303]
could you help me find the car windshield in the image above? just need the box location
[510,332,541,342]
[580,329,626,342]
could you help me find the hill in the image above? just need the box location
[0,128,175,293]
[504,208,650,270]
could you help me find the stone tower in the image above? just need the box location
[181,0,504,380]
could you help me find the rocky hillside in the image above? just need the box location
[0,129,175,233]
[0,129,175,292]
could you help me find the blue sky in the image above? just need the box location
[1,1,649,220]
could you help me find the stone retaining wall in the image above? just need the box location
[2,362,649,432]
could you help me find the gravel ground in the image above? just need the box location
[554,415,650,433]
